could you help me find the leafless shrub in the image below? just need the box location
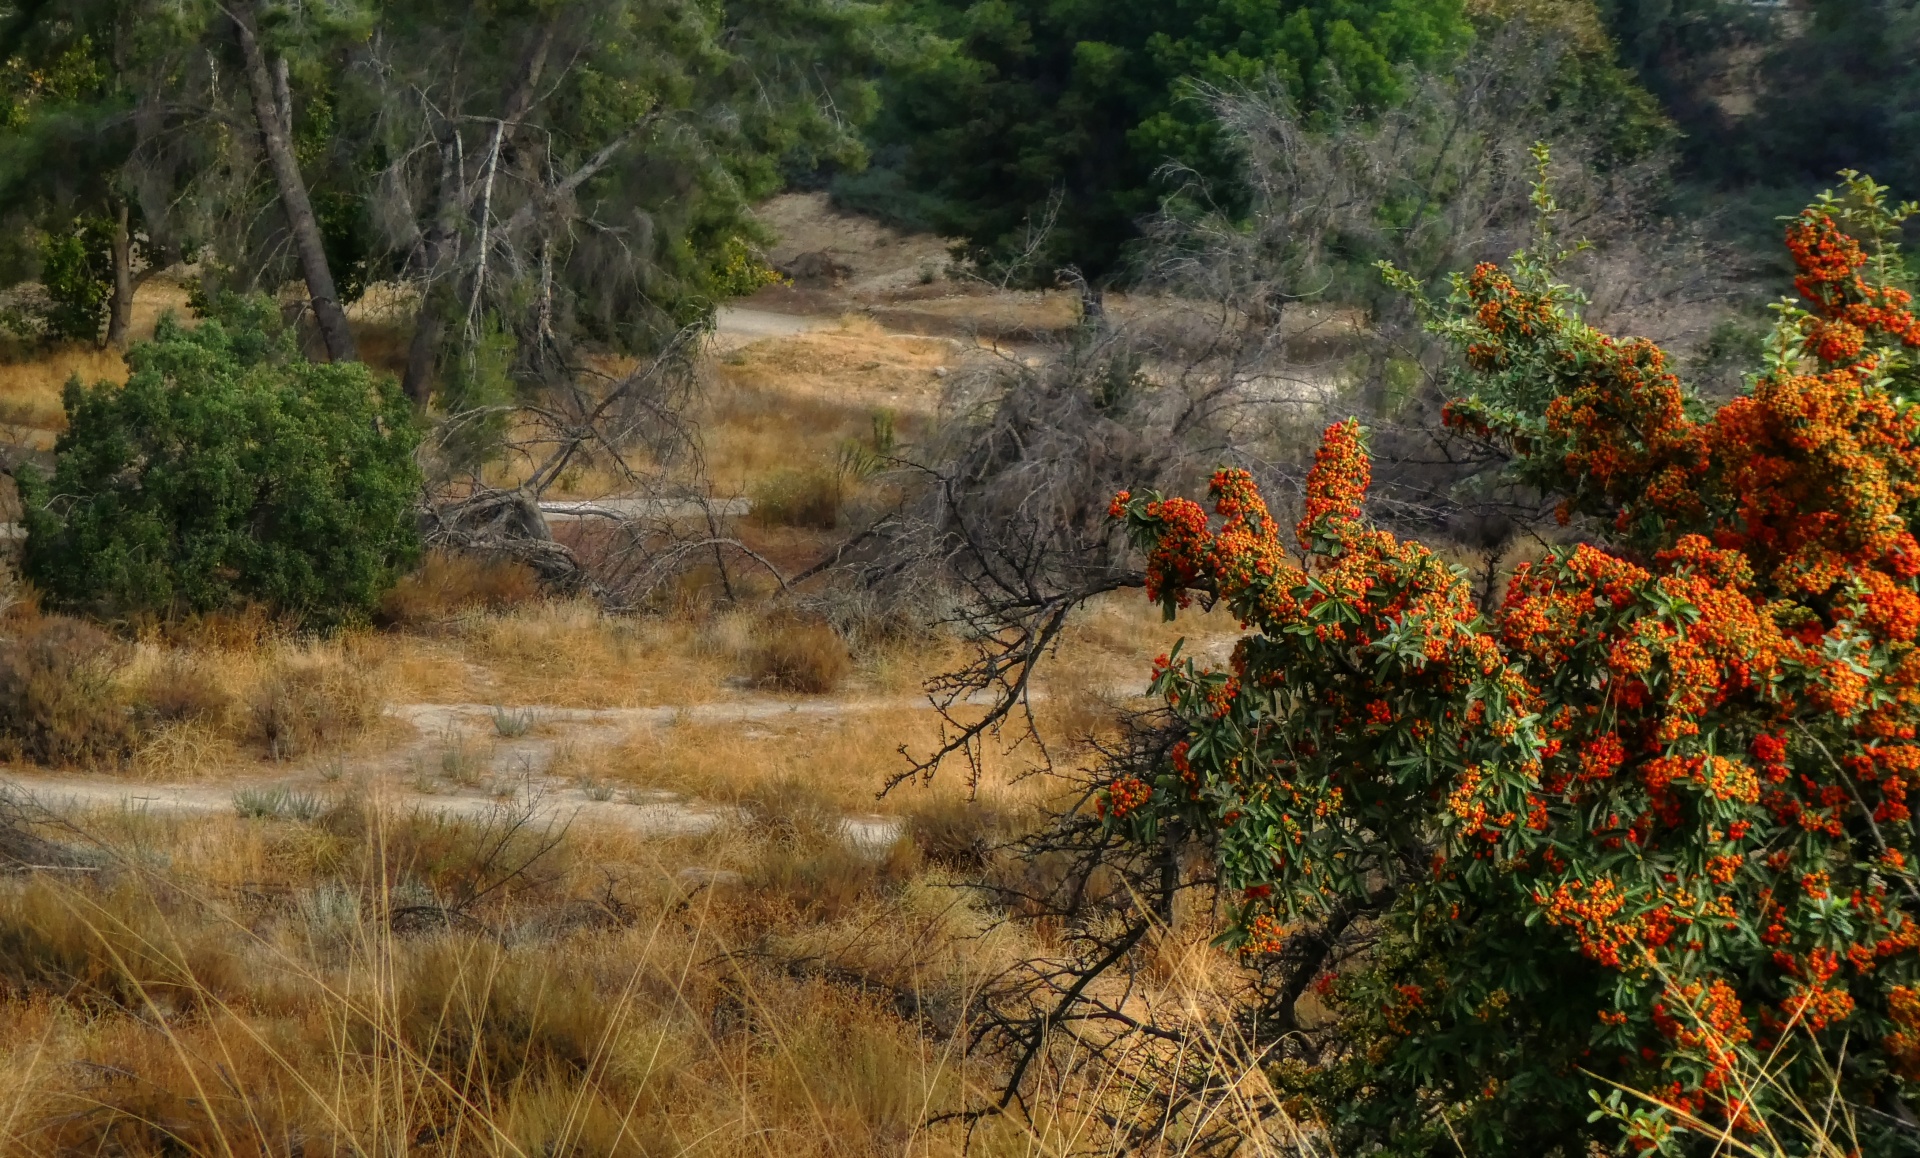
[745,615,852,694]
[0,614,136,767]
[376,549,543,626]
[133,653,237,730]
[901,792,1021,873]
[248,657,379,761]
[920,714,1364,1154]
[380,792,571,932]
[422,326,797,611]
[854,327,1289,788]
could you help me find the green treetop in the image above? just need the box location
[873,0,1471,298]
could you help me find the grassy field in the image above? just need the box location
[0,268,1280,1155]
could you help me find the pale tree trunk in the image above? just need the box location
[401,21,556,406]
[231,3,357,363]
[106,199,134,350]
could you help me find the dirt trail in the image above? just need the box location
[1,696,930,851]
[713,306,839,349]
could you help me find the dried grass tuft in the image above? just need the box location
[248,654,381,761]
[745,615,852,694]
[0,614,135,767]
[748,466,845,530]
[378,549,543,627]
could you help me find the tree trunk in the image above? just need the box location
[401,132,458,405]
[401,21,556,405]
[106,200,134,350]
[402,296,445,405]
[231,4,357,363]
[1079,280,1105,323]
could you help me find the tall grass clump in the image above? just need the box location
[0,611,135,766]
[748,466,844,530]
[377,549,543,627]
[745,615,852,693]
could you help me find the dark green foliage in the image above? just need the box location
[1513,7,1675,167]
[18,299,423,626]
[364,0,885,373]
[865,0,1471,289]
[1744,0,1920,193]
[34,217,111,342]
[1597,0,1762,136]
[0,13,186,344]
[1600,0,1920,195]
[435,311,516,470]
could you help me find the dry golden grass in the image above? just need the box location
[743,616,853,693]
[0,807,928,1155]
[378,601,741,708]
[0,591,1288,1157]
[867,290,1079,338]
[126,635,392,778]
[704,321,947,497]
[0,788,1062,1157]
[1038,589,1247,702]
[715,317,950,411]
[594,709,966,814]
[379,551,544,627]
[0,602,395,780]
[470,320,946,502]
[0,257,1327,1156]
[0,776,1314,1158]
[374,599,947,710]
[0,344,123,436]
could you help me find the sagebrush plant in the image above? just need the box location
[1109,169,1920,1154]
[18,295,423,626]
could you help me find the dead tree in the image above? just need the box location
[420,324,789,607]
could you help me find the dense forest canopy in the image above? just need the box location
[0,0,1910,353]
[1600,0,1920,195]
[0,0,884,391]
[855,0,1473,295]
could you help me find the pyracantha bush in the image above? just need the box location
[1109,171,1920,1154]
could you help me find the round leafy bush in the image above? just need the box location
[18,300,422,626]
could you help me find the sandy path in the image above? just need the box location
[712,306,838,349]
[1,696,927,850]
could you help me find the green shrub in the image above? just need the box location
[35,220,111,345]
[18,300,423,626]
